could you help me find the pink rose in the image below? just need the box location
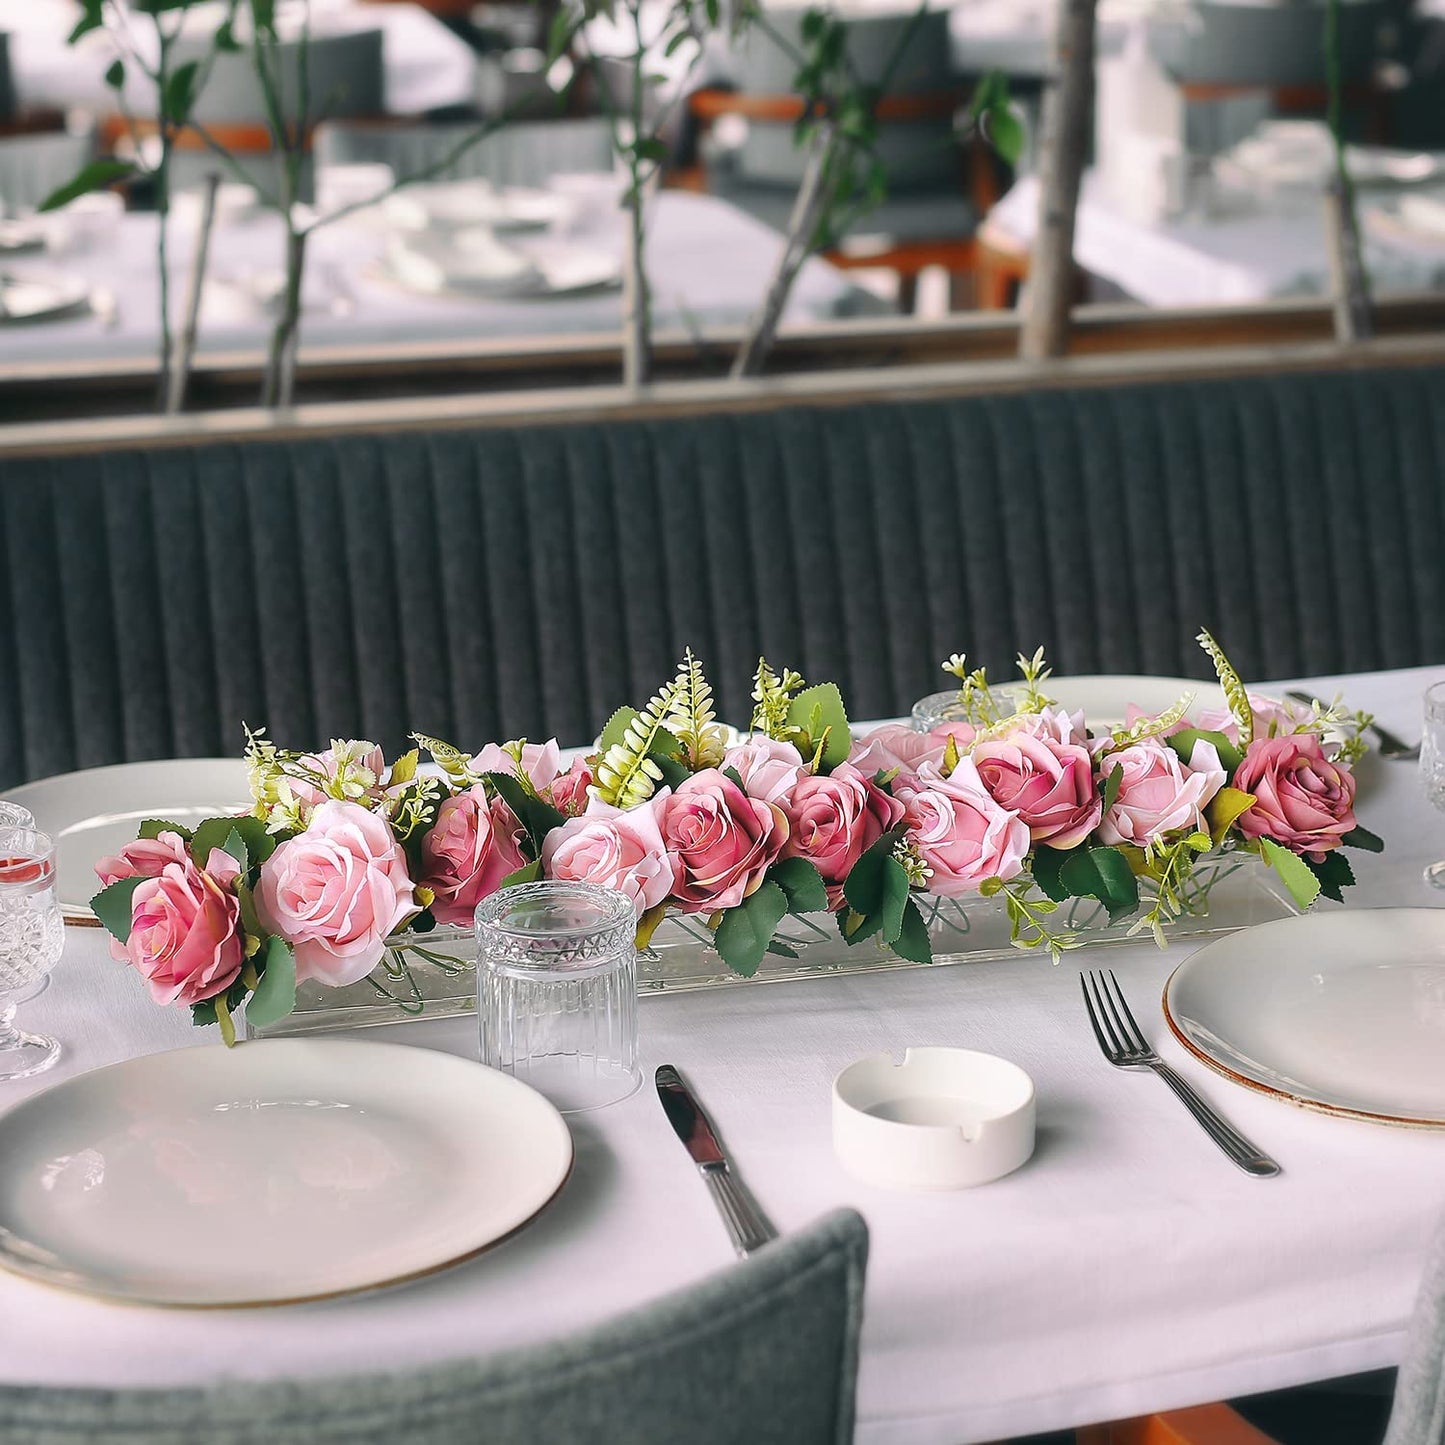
[849,723,950,778]
[122,847,244,1008]
[541,793,674,914]
[1002,705,1088,748]
[472,739,563,793]
[1097,737,1225,847]
[1232,733,1357,859]
[658,769,789,912]
[782,762,905,908]
[723,739,807,805]
[95,830,192,888]
[544,756,594,817]
[256,800,416,985]
[972,733,1102,849]
[894,759,1030,897]
[418,786,528,927]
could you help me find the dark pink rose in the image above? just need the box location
[257,801,417,985]
[1232,733,1357,859]
[123,848,244,1008]
[96,830,191,889]
[419,786,528,927]
[782,762,905,908]
[894,759,1030,897]
[544,756,594,817]
[972,733,1101,849]
[658,769,789,912]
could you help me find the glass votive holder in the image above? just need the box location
[475,881,641,1113]
[0,802,35,829]
[911,691,972,733]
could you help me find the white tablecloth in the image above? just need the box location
[986,172,1445,308]
[3,185,880,368]
[2,665,1444,1444]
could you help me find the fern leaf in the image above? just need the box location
[667,649,725,768]
[1196,628,1253,746]
[411,732,476,782]
[1105,691,1195,750]
[594,677,682,807]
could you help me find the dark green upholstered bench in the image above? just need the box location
[3,364,1443,788]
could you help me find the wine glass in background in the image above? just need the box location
[0,828,65,1080]
[1422,682,1445,889]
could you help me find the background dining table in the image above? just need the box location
[1,663,1442,1445]
[1,181,884,370]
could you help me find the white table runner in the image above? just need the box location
[2,665,1443,1444]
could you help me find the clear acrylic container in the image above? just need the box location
[475,881,641,1113]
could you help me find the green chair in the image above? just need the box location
[0,1208,868,1445]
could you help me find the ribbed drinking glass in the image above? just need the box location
[475,881,641,1113]
[1421,681,1445,888]
[0,828,64,1080]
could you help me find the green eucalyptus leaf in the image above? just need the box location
[39,160,135,213]
[105,59,126,90]
[91,876,146,944]
[785,682,851,772]
[1261,838,1322,911]
[1341,825,1384,854]
[1304,849,1355,904]
[842,832,908,942]
[714,881,788,978]
[768,856,830,915]
[890,895,932,963]
[163,60,201,125]
[243,937,297,1030]
[1029,844,1070,903]
[1059,847,1139,922]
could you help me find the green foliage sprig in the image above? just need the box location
[1197,627,1255,746]
[594,676,684,808]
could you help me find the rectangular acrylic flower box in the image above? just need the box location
[247,857,1298,1039]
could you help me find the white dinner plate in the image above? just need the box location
[1009,674,1227,729]
[1164,910,1445,1127]
[0,272,93,325]
[383,183,575,235]
[6,759,253,920]
[0,1039,573,1305]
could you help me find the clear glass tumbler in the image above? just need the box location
[911,691,971,733]
[1421,681,1445,888]
[475,881,641,1113]
[0,828,65,1079]
[0,802,35,829]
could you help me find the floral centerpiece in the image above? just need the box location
[90,631,1381,1040]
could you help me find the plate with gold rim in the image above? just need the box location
[1164,909,1445,1127]
[0,1039,573,1306]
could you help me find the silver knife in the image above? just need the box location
[655,1064,777,1257]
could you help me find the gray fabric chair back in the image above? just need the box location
[313,118,614,188]
[1386,1210,1445,1445]
[3,364,1444,787]
[0,1208,868,1445]
[0,129,94,215]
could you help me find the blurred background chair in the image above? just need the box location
[313,115,613,188]
[0,1209,868,1445]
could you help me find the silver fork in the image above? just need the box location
[1081,969,1281,1178]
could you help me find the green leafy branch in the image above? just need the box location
[1127,831,1214,946]
[980,875,1077,959]
[751,657,806,738]
[667,649,727,768]
[594,676,685,808]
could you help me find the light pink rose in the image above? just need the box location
[1002,705,1088,748]
[256,800,416,985]
[123,848,244,1008]
[894,759,1030,897]
[544,756,594,817]
[418,786,528,928]
[782,762,905,908]
[542,792,674,914]
[1232,733,1357,859]
[1096,737,1226,847]
[95,830,192,888]
[658,769,789,912]
[723,739,807,805]
[972,733,1102,849]
[850,723,951,778]
[472,739,563,793]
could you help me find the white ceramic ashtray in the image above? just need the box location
[832,1047,1036,1191]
